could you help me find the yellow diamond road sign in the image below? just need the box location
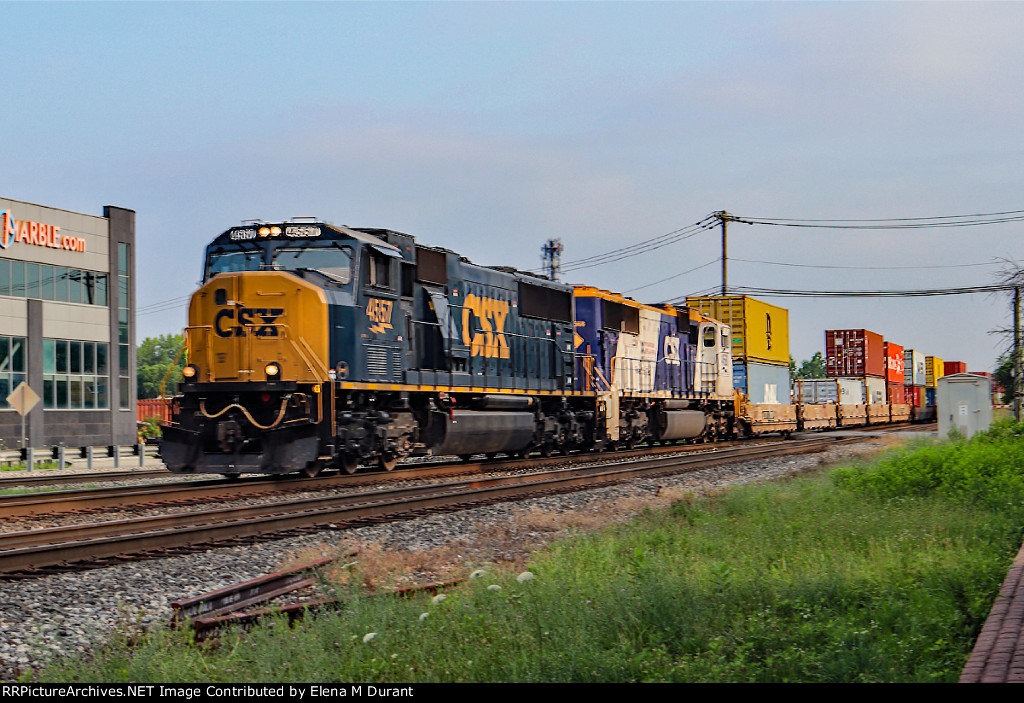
[7,382,40,417]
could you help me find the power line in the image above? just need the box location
[138,296,191,316]
[622,258,720,293]
[667,283,1015,304]
[531,214,719,274]
[731,208,1024,229]
[730,257,1007,271]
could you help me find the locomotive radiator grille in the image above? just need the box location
[367,345,388,378]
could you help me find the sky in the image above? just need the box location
[2,1,1023,373]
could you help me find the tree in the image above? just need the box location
[137,333,186,399]
[993,353,1015,405]
[795,351,827,380]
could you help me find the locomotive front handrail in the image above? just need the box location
[183,325,216,384]
[604,354,716,399]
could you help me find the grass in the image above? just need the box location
[1,460,65,472]
[29,423,1024,683]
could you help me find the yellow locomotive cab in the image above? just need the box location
[162,271,332,475]
[185,271,330,383]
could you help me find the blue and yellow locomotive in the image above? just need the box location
[162,222,735,476]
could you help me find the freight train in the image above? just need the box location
[161,222,932,477]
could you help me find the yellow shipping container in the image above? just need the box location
[685,295,790,366]
[925,356,944,388]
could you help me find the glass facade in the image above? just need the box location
[0,258,108,305]
[41,339,110,410]
[118,242,131,410]
[0,200,136,448]
[0,336,26,410]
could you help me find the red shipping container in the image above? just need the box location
[904,386,924,406]
[825,329,885,378]
[884,342,905,384]
[887,383,906,404]
[944,361,967,375]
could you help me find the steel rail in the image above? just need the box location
[0,469,172,488]
[0,438,790,518]
[0,434,860,577]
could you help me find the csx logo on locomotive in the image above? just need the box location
[462,293,510,359]
[214,306,285,338]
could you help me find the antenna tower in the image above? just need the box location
[541,238,563,281]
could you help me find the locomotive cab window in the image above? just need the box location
[274,245,352,284]
[703,326,716,348]
[206,247,265,280]
[364,244,401,291]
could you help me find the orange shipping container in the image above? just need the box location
[884,342,905,384]
[888,383,906,404]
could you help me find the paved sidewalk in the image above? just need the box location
[960,542,1024,683]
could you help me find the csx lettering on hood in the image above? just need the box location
[214,307,285,337]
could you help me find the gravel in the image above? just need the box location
[0,441,886,681]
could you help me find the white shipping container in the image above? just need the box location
[904,349,926,387]
[837,377,866,404]
[794,379,839,404]
[865,376,886,405]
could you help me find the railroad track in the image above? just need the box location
[0,468,173,488]
[0,433,872,578]
[0,436,800,518]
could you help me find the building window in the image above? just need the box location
[0,258,108,305]
[0,336,27,410]
[118,243,131,409]
[42,339,110,410]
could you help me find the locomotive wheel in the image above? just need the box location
[379,452,398,472]
[339,454,359,475]
[302,462,323,478]
[540,444,553,458]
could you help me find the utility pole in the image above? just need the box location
[541,239,563,282]
[715,211,730,296]
[1015,286,1022,422]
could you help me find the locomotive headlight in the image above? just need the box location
[265,362,281,378]
[182,364,198,380]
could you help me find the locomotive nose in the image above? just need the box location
[185,271,330,384]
